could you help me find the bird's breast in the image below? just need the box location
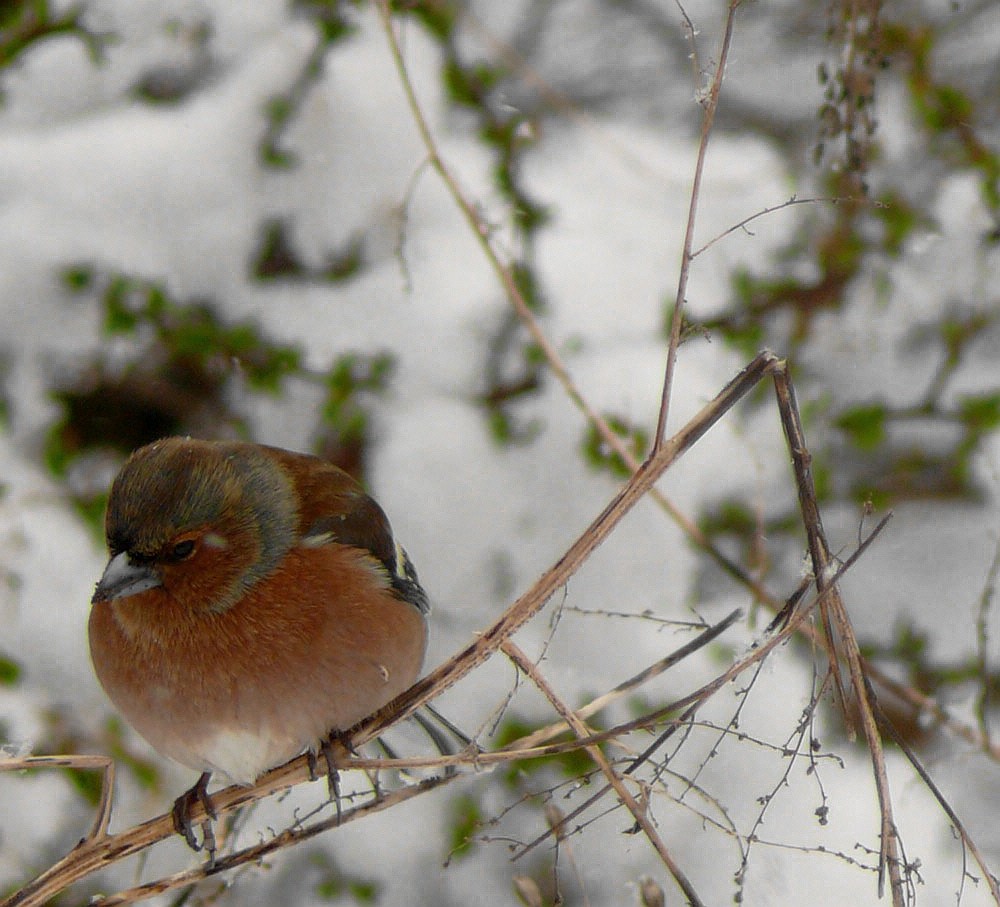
[88,543,427,783]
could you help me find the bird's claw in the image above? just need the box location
[310,731,357,821]
[172,771,217,861]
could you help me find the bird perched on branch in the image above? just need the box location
[88,437,429,848]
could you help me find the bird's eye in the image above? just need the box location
[169,539,196,561]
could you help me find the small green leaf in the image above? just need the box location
[699,500,757,537]
[264,95,293,126]
[408,3,456,40]
[959,393,1000,433]
[347,881,378,903]
[581,415,648,480]
[874,191,923,256]
[311,851,380,902]
[835,403,887,450]
[923,84,973,132]
[811,457,833,502]
[65,766,104,807]
[447,794,482,862]
[492,714,596,785]
[0,655,21,686]
[61,264,94,292]
[102,276,139,334]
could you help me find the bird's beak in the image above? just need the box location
[92,551,162,603]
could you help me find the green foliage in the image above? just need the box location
[261,96,296,168]
[407,2,550,448]
[0,654,21,686]
[701,16,1000,537]
[324,353,394,410]
[66,270,301,393]
[509,262,544,312]
[872,190,924,256]
[323,234,365,282]
[698,500,758,538]
[581,415,648,480]
[61,264,94,292]
[888,621,927,663]
[296,0,357,45]
[252,219,303,279]
[402,0,456,40]
[0,1,109,76]
[444,59,502,108]
[446,793,483,862]
[710,196,870,348]
[958,393,1000,436]
[49,263,402,512]
[835,404,887,451]
[865,447,972,504]
[311,852,380,903]
[317,351,395,477]
[884,21,1000,211]
[713,312,765,360]
[493,714,596,787]
[861,620,1000,704]
[487,407,514,445]
[697,497,802,574]
[260,1,358,167]
[479,321,544,448]
[482,390,544,447]
[810,456,833,503]
[46,269,305,527]
[251,220,366,283]
[63,765,104,807]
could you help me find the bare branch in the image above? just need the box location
[654,0,743,451]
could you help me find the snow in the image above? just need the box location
[1,3,998,906]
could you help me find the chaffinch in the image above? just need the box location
[88,437,429,842]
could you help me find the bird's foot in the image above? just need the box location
[172,771,217,862]
[309,731,356,821]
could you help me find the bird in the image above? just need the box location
[88,437,429,848]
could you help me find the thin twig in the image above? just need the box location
[673,0,702,84]
[771,364,853,726]
[974,538,1000,749]
[501,640,705,907]
[0,754,115,840]
[654,0,743,451]
[373,0,616,460]
[772,362,904,906]
[511,608,742,751]
[689,195,848,258]
[624,511,892,775]
[515,512,892,861]
[90,774,452,906]
[873,689,1000,906]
